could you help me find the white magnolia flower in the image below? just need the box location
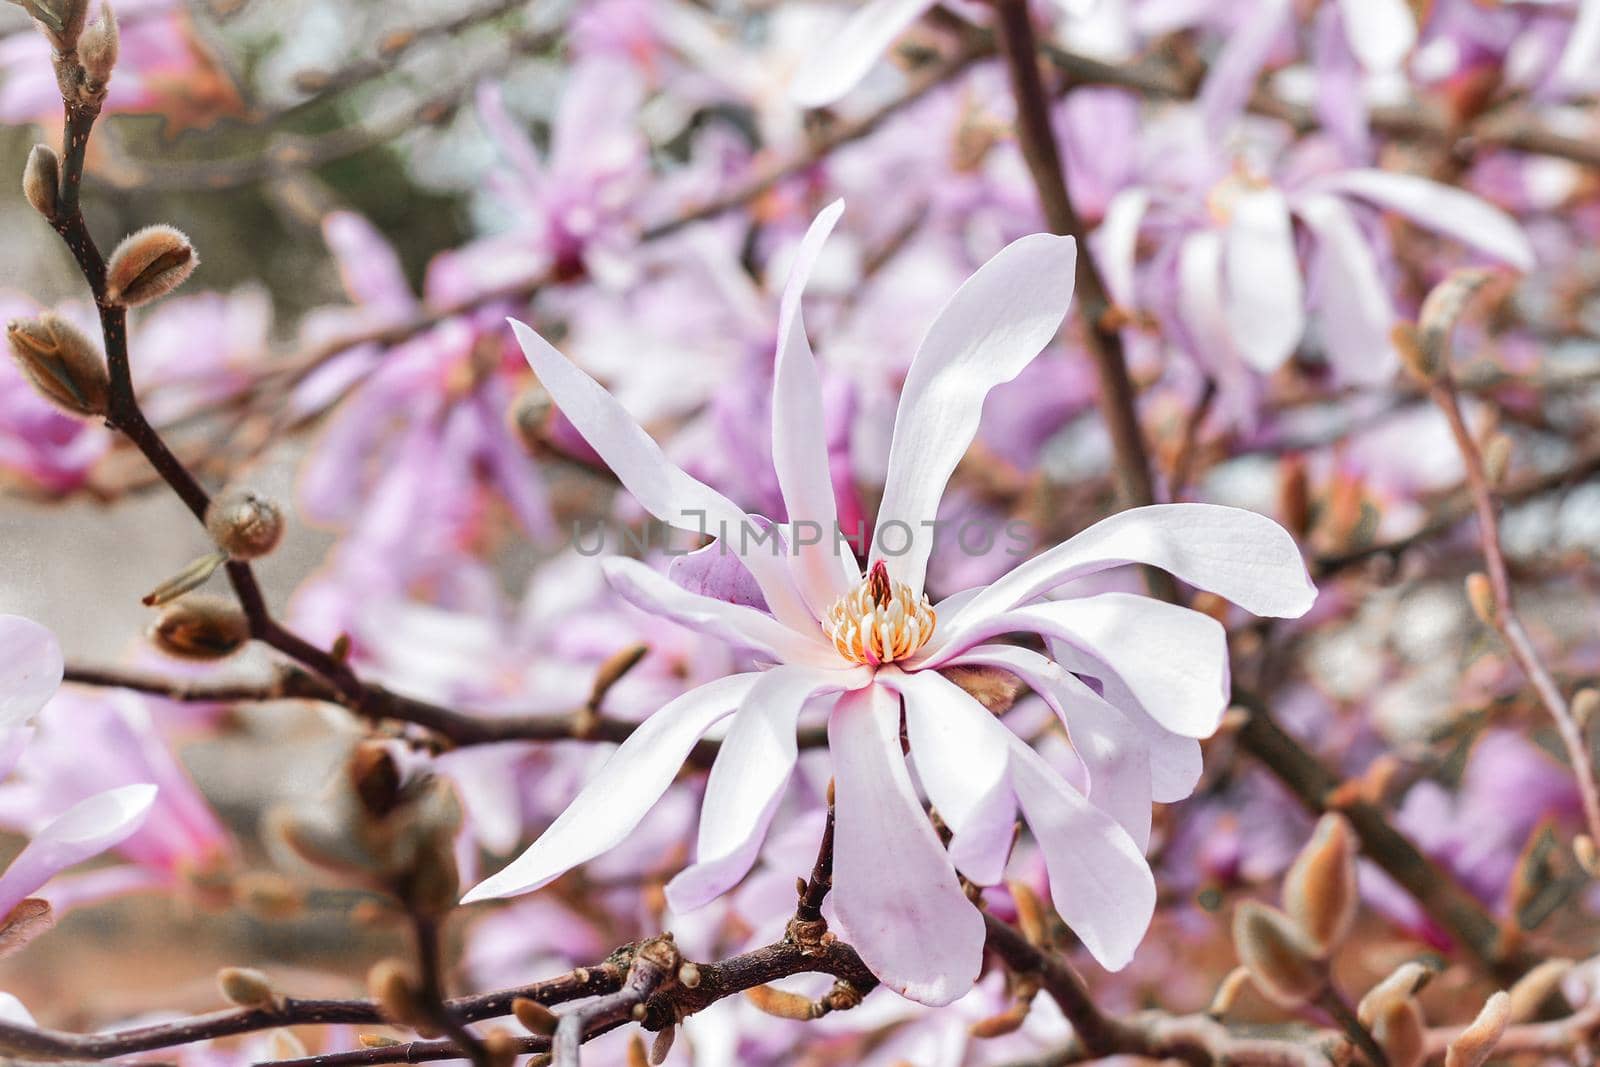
[464,202,1316,1004]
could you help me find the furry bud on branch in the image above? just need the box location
[206,487,284,560]
[76,0,117,91]
[1444,991,1510,1067]
[23,144,59,220]
[6,313,107,417]
[217,966,279,1009]
[1231,901,1326,1008]
[1466,572,1497,627]
[512,997,559,1036]
[1282,813,1358,956]
[149,594,250,660]
[105,224,196,307]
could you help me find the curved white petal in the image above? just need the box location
[1557,0,1600,92]
[829,683,985,1005]
[1314,170,1534,271]
[943,645,1152,849]
[664,665,865,912]
[1336,0,1415,71]
[461,674,760,903]
[511,319,814,630]
[602,558,836,667]
[881,668,1017,885]
[0,616,61,729]
[926,503,1314,661]
[1296,192,1398,384]
[772,201,859,615]
[0,784,156,920]
[1224,186,1305,372]
[788,0,936,108]
[1095,188,1149,308]
[1006,731,1156,971]
[872,234,1078,595]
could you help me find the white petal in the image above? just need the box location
[602,558,836,667]
[829,684,985,1005]
[511,319,814,631]
[881,669,1017,885]
[0,784,156,920]
[1224,186,1305,372]
[461,674,759,903]
[1095,188,1149,308]
[664,665,864,912]
[1314,170,1534,271]
[872,234,1078,595]
[0,616,61,729]
[788,0,936,107]
[1007,732,1156,971]
[1557,0,1600,92]
[1337,0,1415,71]
[771,201,859,615]
[944,645,1152,849]
[927,503,1315,660]
[1296,192,1398,384]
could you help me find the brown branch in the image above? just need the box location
[408,914,489,1067]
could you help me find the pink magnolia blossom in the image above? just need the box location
[463,201,1315,1004]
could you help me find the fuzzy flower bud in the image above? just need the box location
[1445,991,1510,1067]
[512,996,558,1036]
[744,984,824,1021]
[1370,997,1427,1067]
[217,966,279,1009]
[76,0,118,90]
[206,487,284,560]
[1357,962,1432,1028]
[23,145,59,220]
[1465,572,1497,627]
[150,594,250,660]
[105,224,196,307]
[1506,958,1573,1023]
[6,313,107,417]
[1283,813,1358,956]
[1482,433,1513,487]
[1232,901,1326,1008]
[367,959,437,1036]
[484,1030,520,1067]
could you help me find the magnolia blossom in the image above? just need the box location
[463,202,1314,1003]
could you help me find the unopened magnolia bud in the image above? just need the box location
[1232,901,1326,1008]
[1577,835,1599,877]
[1393,322,1437,382]
[1465,572,1497,627]
[23,145,59,219]
[1507,958,1573,1023]
[142,550,227,607]
[105,224,195,307]
[625,1034,648,1067]
[511,383,552,451]
[1370,997,1427,1067]
[1283,814,1358,956]
[1482,433,1513,487]
[1357,962,1433,1028]
[150,594,249,660]
[1278,454,1311,540]
[7,313,107,417]
[217,966,278,1009]
[744,984,822,1020]
[235,871,304,920]
[368,959,432,1033]
[76,0,119,90]
[512,996,558,1036]
[969,1000,1030,1038]
[1445,990,1510,1067]
[1574,688,1600,731]
[206,487,283,559]
[358,1035,401,1049]
[649,1027,676,1065]
[484,1030,519,1067]
[1207,966,1253,1019]
[1009,880,1049,948]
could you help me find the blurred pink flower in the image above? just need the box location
[464,202,1315,1004]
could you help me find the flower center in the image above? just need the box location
[822,562,937,667]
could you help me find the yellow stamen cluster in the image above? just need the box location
[822,566,937,667]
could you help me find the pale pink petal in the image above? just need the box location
[461,674,760,903]
[475,81,547,196]
[942,645,1153,849]
[1336,0,1415,71]
[1224,186,1305,372]
[872,234,1078,595]
[667,540,767,610]
[932,593,1228,739]
[1315,170,1535,271]
[771,201,859,615]
[829,683,985,1005]
[927,503,1315,659]
[880,669,1016,885]
[601,558,837,667]
[0,616,61,729]
[665,665,866,912]
[1006,730,1156,970]
[1296,193,1397,384]
[0,784,156,920]
[788,0,936,108]
[511,319,814,630]
[1094,188,1149,308]
[321,212,416,317]
[1196,0,1289,134]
